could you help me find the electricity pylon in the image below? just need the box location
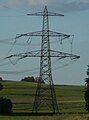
[6,6,80,113]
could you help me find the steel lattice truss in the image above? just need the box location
[5,6,80,114]
[6,50,80,59]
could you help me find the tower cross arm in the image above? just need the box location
[16,30,71,39]
[48,12,64,16]
[27,12,44,16]
[27,12,64,16]
[27,6,64,17]
[50,50,80,60]
[4,50,80,60]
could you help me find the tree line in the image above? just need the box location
[21,76,45,84]
[0,76,45,84]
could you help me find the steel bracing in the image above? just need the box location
[5,6,80,113]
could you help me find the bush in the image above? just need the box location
[85,77,89,112]
[35,77,45,84]
[0,77,2,81]
[85,89,89,112]
[21,76,45,84]
[0,83,3,91]
[21,76,35,82]
[0,97,12,114]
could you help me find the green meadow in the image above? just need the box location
[0,81,88,120]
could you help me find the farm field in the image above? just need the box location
[0,81,88,120]
[0,114,89,120]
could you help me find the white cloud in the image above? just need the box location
[50,0,89,12]
[67,0,89,3]
[0,0,89,12]
[79,0,89,3]
[27,0,52,5]
[8,0,21,7]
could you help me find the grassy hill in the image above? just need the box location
[0,81,86,114]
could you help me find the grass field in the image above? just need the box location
[0,81,88,120]
[0,114,89,120]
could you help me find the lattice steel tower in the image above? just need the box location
[28,6,79,114]
[6,6,80,114]
[33,6,60,113]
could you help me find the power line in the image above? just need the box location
[52,59,78,71]
[0,6,80,114]
[0,58,77,75]
[0,34,73,47]
[7,39,17,55]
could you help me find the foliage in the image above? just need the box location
[35,77,45,84]
[0,83,3,91]
[0,97,12,114]
[21,76,35,82]
[0,81,12,114]
[84,78,89,112]
[21,76,45,84]
[0,77,3,81]
[85,78,89,87]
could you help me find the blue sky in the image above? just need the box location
[0,0,89,85]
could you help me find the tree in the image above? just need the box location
[85,66,89,112]
[35,77,45,84]
[0,97,12,114]
[0,83,3,91]
[21,76,45,84]
[0,77,2,81]
[21,76,35,82]
[0,81,12,114]
[85,78,89,112]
